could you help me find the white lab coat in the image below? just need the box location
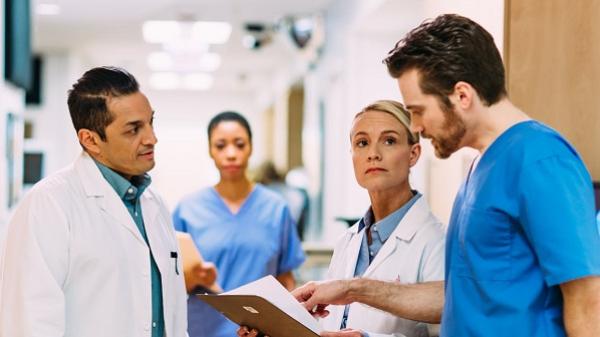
[321,197,445,337]
[0,152,187,337]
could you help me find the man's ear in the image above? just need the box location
[78,129,102,155]
[452,81,475,110]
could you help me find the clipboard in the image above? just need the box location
[197,294,320,337]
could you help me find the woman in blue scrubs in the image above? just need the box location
[172,111,306,337]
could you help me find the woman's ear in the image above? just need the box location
[78,129,102,155]
[409,143,421,167]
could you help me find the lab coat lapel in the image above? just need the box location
[362,236,398,278]
[362,197,428,277]
[75,152,147,246]
[343,224,364,278]
[142,192,170,275]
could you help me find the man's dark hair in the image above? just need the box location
[67,66,139,141]
[384,14,507,109]
[207,111,253,144]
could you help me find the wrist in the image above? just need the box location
[346,278,365,303]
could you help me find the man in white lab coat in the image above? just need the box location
[0,66,187,337]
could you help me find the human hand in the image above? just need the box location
[292,280,353,317]
[193,261,217,286]
[321,329,365,337]
[184,261,220,293]
[237,325,268,337]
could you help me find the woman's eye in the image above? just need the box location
[236,142,246,149]
[355,139,368,147]
[215,144,225,150]
[384,137,397,145]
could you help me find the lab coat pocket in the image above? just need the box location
[457,206,515,281]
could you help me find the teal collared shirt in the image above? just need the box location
[95,161,164,337]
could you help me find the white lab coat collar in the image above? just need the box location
[74,151,151,246]
[345,197,433,277]
[346,196,431,241]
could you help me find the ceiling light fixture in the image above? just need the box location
[147,51,221,72]
[149,72,180,90]
[143,21,232,45]
[182,73,214,91]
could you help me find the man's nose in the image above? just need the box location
[410,120,423,134]
[143,127,158,145]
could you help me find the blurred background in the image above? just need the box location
[1,0,599,279]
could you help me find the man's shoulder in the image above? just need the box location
[506,121,580,164]
[28,163,78,195]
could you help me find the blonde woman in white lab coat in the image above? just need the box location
[320,100,445,337]
[238,100,444,337]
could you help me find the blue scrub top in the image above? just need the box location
[442,121,600,337]
[173,184,305,337]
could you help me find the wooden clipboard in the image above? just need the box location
[197,294,320,337]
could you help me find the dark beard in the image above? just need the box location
[430,107,466,159]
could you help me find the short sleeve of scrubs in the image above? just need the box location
[519,155,600,286]
[172,205,187,232]
[277,206,305,274]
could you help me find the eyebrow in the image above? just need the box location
[405,104,423,112]
[351,130,401,138]
[123,111,155,128]
[381,130,401,135]
[124,120,144,129]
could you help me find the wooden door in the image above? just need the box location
[505,0,600,179]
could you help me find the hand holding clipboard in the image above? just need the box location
[176,231,223,294]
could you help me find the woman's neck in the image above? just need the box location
[214,177,254,202]
[368,185,414,222]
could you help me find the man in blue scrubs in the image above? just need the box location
[287,14,600,337]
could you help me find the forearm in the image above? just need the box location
[348,279,444,323]
[562,276,600,336]
[277,271,296,291]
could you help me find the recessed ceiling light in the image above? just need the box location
[149,72,180,90]
[143,21,232,45]
[182,73,214,91]
[143,21,181,44]
[147,52,174,71]
[36,3,61,16]
[191,22,232,44]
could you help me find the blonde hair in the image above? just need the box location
[356,100,419,145]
